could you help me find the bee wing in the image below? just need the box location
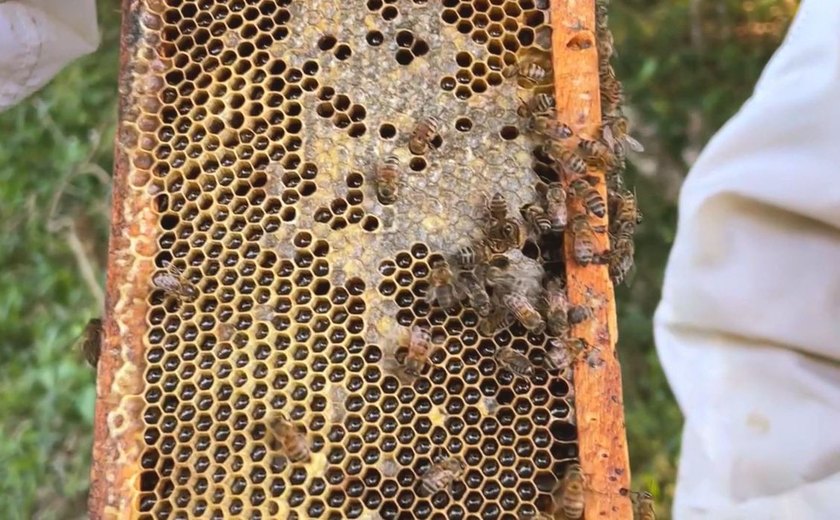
[517,96,531,117]
[533,179,549,200]
[166,261,184,277]
[621,262,638,286]
[452,280,468,302]
[600,124,618,150]
[539,119,573,141]
[70,319,101,364]
[622,134,645,153]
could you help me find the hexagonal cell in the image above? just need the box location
[395,49,413,66]
[380,5,398,20]
[366,29,384,46]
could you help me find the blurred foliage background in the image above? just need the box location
[0,0,795,518]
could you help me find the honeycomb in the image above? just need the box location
[101,0,589,518]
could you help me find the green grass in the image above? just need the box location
[0,3,119,518]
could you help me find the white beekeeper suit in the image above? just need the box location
[655,0,840,518]
[0,0,98,110]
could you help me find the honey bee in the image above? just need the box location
[454,245,484,271]
[543,337,589,374]
[569,178,606,218]
[578,136,618,170]
[429,258,459,308]
[502,292,546,334]
[608,231,635,286]
[631,491,657,520]
[502,61,550,84]
[542,279,570,337]
[528,115,575,141]
[402,325,433,376]
[518,93,555,116]
[479,306,514,336]
[458,271,492,317]
[518,99,572,141]
[375,155,400,205]
[409,116,441,155]
[557,463,586,520]
[484,265,516,292]
[567,304,593,324]
[485,220,523,254]
[536,181,568,232]
[599,60,616,80]
[610,189,642,233]
[420,456,465,496]
[487,192,509,222]
[596,1,609,19]
[521,203,552,235]
[599,65,624,115]
[602,114,645,153]
[267,412,310,463]
[495,345,536,378]
[571,214,606,266]
[75,318,103,368]
[597,29,616,61]
[542,142,588,177]
[152,260,199,302]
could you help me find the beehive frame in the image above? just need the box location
[91,0,632,518]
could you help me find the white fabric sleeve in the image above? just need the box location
[0,0,99,110]
[654,0,840,518]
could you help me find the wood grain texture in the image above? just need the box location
[551,1,633,518]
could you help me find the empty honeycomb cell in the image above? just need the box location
[516,27,535,46]
[376,123,398,140]
[454,86,472,100]
[348,123,366,138]
[407,157,427,173]
[470,29,490,46]
[301,77,319,91]
[317,34,337,51]
[458,3,476,19]
[523,9,545,28]
[348,104,366,122]
[441,8,458,24]
[334,44,353,61]
[499,125,519,140]
[364,30,384,48]
[381,5,398,20]
[396,30,414,48]
[470,61,488,77]
[470,78,488,93]
[395,49,413,66]
[456,20,473,34]
[487,39,503,55]
[502,34,519,52]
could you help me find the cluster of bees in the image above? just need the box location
[497,8,644,290]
